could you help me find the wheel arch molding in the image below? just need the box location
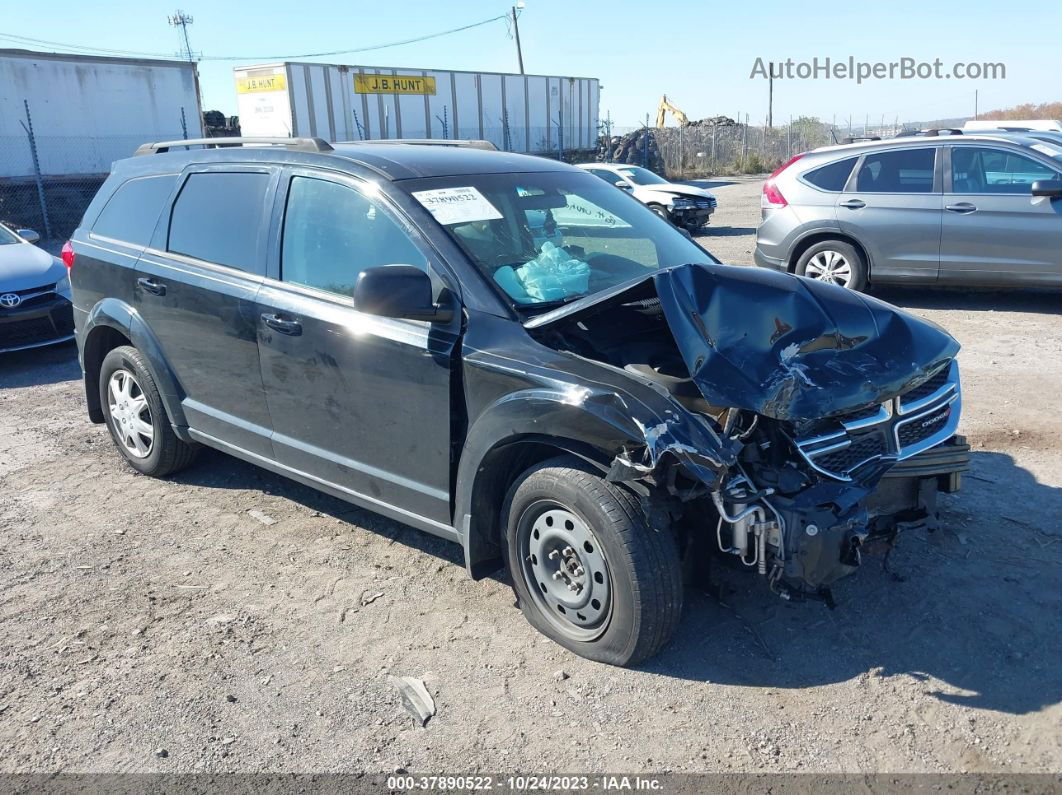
[81,298,187,430]
[453,383,731,580]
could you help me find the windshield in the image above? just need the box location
[618,166,670,186]
[405,170,716,310]
[0,225,20,245]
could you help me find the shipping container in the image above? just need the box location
[234,61,599,155]
[0,49,203,178]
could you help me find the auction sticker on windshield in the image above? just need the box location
[412,187,503,225]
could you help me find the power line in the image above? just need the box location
[0,12,510,63]
[205,14,509,61]
[0,32,173,58]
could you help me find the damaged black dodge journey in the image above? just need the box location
[69,137,969,666]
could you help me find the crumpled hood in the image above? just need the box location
[528,263,959,422]
[0,242,64,292]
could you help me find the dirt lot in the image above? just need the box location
[1,176,1060,775]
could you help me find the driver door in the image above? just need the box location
[940,145,1062,286]
[255,170,460,528]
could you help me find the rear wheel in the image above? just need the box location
[795,239,867,291]
[502,456,683,666]
[99,346,197,477]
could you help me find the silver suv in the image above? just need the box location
[754,133,1062,290]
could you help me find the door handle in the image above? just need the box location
[945,202,977,214]
[261,313,302,336]
[137,277,166,296]
[839,199,866,210]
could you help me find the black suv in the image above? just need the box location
[70,137,970,666]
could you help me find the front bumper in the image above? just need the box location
[0,294,75,353]
[669,204,715,228]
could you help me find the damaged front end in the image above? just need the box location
[527,263,968,600]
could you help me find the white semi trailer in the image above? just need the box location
[234,61,600,155]
[0,49,202,178]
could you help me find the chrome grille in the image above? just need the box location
[899,367,950,408]
[793,360,961,481]
[814,433,889,474]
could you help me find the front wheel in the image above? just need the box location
[502,456,683,666]
[795,239,867,291]
[648,204,671,224]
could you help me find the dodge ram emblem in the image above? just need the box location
[0,293,22,308]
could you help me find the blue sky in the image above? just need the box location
[3,0,1057,126]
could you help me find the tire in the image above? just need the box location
[795,239,867,291]
[502,456,683,666]
[648,204,671,224]
[99,345,197,477]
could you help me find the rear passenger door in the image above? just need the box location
[255,169,459,528]
[836,146,942,283]
[136,165,279,457]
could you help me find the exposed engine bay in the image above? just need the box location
[528,264,968,601]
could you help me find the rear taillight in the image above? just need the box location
[761,153,808,208]
[762,180,788,207]
[61,240,75,269]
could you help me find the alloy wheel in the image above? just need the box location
[518,502,612,641]
[805,250,853,287]
[107,369,154,459]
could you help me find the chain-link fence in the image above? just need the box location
[0,132,188,247]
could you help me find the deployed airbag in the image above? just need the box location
[496,242,591,303]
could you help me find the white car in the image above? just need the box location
[576,163,717,231]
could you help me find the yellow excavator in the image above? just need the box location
[655,94,690,128]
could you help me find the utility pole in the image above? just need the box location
[974,90,979,119]
[168,10,202,137]
[511,3,525,75]
[767,62,773,128]
[168,10,195,62]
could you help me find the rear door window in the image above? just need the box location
[856,148,936,193]
[588,168,621,184]
[167,171,271,273]
[803,157,858,191]
[92,174,178,246]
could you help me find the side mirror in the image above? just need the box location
[17,229,40,244]
[614,180,632,190]
[354,265,453,323]
[1031,179,1062,198]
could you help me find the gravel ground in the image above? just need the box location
[0,176,1060,775]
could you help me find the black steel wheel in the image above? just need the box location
[503,456,683,666]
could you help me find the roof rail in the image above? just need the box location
[843,135,881,144]
[892,128,964,139]
[336,138,499,151]
[133,137,334,156]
